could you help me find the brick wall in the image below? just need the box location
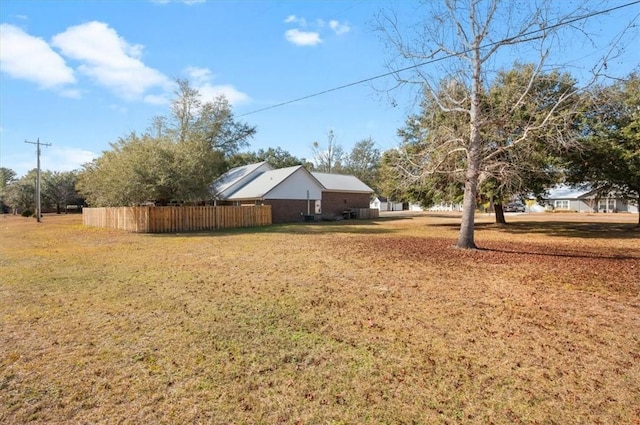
[321,192,371,218]
[264,199,317,223]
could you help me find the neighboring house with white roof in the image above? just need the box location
[370,196,404,211]
[542,185,638,213]
[212,163,375,222]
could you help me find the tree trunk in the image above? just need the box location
[456,114,480,249]
[456,41,483,250]
[494,203,506,224]
[457,174,478,249]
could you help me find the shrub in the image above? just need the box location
[21,209,33,217]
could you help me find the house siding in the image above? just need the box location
[571,200,595,212]
[264,199,318,223]
[321,192,371,218]
[265,169,323,200]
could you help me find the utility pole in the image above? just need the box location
[24,138,51,222]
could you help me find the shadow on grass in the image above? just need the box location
[498,221,639,240]
[148,218,403,238]
[431,220,639,240]
[478,246,639,261]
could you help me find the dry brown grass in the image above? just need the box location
[1,212,639,424]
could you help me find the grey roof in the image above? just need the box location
[227,165,305,200]
[311,172,373,193]
[212,161,272,198]
[545,184,594,199]
[214,162,374,200]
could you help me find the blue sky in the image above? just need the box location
[1,0,638,178]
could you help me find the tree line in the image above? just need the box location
[383,67,639,226]
[1,72,637,226]
[3,0,638,242]
[0,79,384,214]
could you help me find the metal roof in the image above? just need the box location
[214,162,374,200]
[311,172,373,193]
[212,161,272,198]
[545,184,594,199]
[227,165,306,199]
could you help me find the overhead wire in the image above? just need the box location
[238,0,640,118]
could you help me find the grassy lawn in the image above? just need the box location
[1,212,639,424]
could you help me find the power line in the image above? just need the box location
[238,0,640,117]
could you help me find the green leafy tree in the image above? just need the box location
[78,134,179,206]
[0,167,16,190]
[343,138,381,192]
[481,64,578,222]
[42,171,80,214]
[377,149,404,201]
[227,147,307,169]
[4,170,37,213]
[565,73,640,225]
[376,0,626,248]
[0,167,17,212]
[392,64,578,223]
[78,80,256,206]
[394,78,469,210]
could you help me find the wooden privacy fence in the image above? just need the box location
[354,208,379,220]
[83,206,272,233]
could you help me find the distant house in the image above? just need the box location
[408,202,462,212]
[542,185,638,213]
[212,163,375,223]
[370,196,404,211]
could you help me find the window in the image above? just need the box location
[598,199,615,213]
[554,200,569,210]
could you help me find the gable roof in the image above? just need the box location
[212,161,273,199]
[212,162,374,200]
[227,165,312,200]
[545,184,595,200]
[311,172,373,193]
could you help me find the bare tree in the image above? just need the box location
[311,130,345,173]
[377,0,638,249]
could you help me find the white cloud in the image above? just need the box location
[43,146,97,171]
[329,20,350,36]
[283,16,350,46]
[51,21,171,102]
[143,94,169,105]
[284,15,306,26]
[198,84,249,105]
[184,66,250,105]
[185,66,212,86]
[0,24,76,88]
[7,146,96,176]
[285,29,322,46]
[59,88,82,98]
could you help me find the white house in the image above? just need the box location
[370,196,404,211]
[542,185,638,213]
